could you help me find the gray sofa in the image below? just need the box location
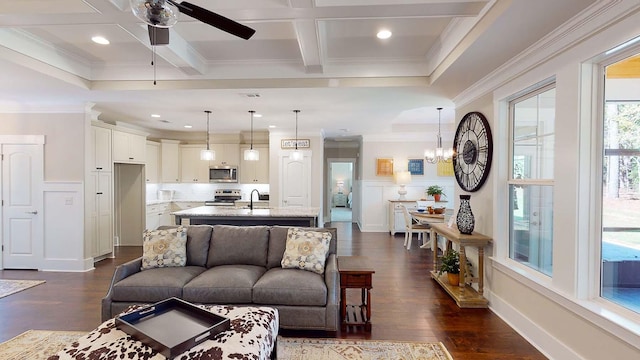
[101,225,339,332]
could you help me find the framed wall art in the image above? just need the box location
[376,158,394,176]
[407,158,424,175]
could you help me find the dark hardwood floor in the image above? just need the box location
[0,222,546,359]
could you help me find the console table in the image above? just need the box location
[429,223,492,308]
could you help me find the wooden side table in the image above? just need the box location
[338,256,375,332]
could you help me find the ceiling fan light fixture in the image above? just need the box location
[130,0,179,28]
[244,110,259,161]
[200,110,215,161]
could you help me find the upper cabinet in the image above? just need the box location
[239,144,269,184]
[210,143,240,166]
[146,141,160,183]
[180,145,209,183]
[91,126,112,172]
[113,130,146,164]
[160,140,180,183]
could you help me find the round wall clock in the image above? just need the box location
[452,111,493,192]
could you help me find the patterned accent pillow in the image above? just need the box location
[281,228,332,274]
[141,226,188,270]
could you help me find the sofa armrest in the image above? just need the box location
[101,257,142,321]
[324,253,340,331]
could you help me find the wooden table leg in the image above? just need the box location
[365,288,372,332]
[478,247,484,296]
[340,287,346,330]
[459,245,466,293]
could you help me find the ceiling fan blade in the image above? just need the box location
[148,25,170,45]
[174,1,256,40]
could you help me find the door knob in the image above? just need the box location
[26,210,38,214]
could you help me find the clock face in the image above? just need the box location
[452,112,493,192]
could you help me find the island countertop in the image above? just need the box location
[171,206,320,227]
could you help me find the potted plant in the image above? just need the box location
[438,249,460,285]
[426,185,445,202]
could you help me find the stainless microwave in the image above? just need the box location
[209,166,238,183]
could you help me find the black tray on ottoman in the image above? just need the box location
[115,297,230,359]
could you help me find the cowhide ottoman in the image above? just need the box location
[48,305,279,360]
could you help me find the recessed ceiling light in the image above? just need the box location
[254,113,263,118]
[376,30,392,40]
[184,125,193,129]
[91,36,110,45]
[268,125,276,128]
[151,114,161,118]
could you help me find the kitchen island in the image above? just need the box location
[172,206,320,227]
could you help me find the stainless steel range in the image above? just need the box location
[205,189,241,206]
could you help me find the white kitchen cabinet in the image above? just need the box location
[113,130,146,164]
[146,202,172,230]
[210,143,240,166]
[180,145,209,183]
[89,171,113,258]
[160,140,180,183]
[388,200,418,235]
[146,141,160,183]
[239,144,269,184]
[91,126,112,172]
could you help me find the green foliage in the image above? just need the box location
[426,185,444,196]
[438,249,460,275]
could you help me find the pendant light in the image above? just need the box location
[244,110,259,161]
[200,110,215,161]
[425,107,453,163]
[290,110,303,161]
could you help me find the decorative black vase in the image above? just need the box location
[456,195,475,234]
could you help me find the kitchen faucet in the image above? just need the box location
[249,189,260,210]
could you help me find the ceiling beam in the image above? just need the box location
[293,20,324,74]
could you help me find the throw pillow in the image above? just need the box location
[141,226,188,270]
[281,228,332,274]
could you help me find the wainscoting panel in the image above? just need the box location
[42,182,91,271]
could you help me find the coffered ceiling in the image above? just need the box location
[0,0,597,139]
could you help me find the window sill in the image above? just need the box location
[490,257,640,350]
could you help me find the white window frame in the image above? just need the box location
[506,82,556,277]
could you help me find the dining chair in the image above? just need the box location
[401,205,431,250]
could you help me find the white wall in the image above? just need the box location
[454,2,640,359]
[359,139,455,232]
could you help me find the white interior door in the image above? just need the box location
[2,144,43,269]
[281,153,310,207]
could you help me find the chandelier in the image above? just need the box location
[425,107,453,163]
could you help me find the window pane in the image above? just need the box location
[509,184,553,276]
[601,100,640,313]
[512,88,555,180]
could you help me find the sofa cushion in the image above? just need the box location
[253,267,327,306]
[112,266,206,302]
[185,225,213,267]
[281,228,332,274]
[183,265,266,304]
[141,226,187,270]
[267,227,337,269]
[207,225,269,267]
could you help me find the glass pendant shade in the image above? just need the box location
[244,148,259,161]
[130,0,178,27]
[201,110,215,161]
[244,110,259,161]
[290,150,303,161]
